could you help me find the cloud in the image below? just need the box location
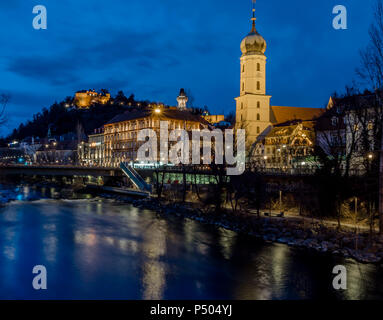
[7,55,80,85]
[5,27,184,87]
[0,0,376,137]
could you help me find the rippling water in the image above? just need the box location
[0,186,382,299]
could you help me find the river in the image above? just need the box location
[0,185,382,299]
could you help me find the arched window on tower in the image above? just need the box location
[242,64,245,73]
[241,103,243,110]
[257,114,260,121]
[257,126,260,134]
[242,83,245,92]
[257,82,260,90]
[257,101,260,109]
[257,63,260,71]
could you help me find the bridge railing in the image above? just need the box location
[0,163,367,177]
[120,162,152,193]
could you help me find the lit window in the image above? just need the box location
[331,116,338,126]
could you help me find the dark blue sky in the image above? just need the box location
[0,0,376,136]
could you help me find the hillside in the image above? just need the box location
[7,92,153,141]
[6,91,207,143]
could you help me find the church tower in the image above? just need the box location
[235,2,271,147]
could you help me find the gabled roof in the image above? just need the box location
[327,90,382,111]
[264,122,315,145]
[271,106,324,125]
[267,125,296,138]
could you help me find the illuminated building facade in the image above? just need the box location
[79,128,105,166]
[235,5,271,146]
[176,88,188,110]
[203,114,225,125]
[103,107,209,167]
[235,4,324,154]
[74,90,111,108]
[252,121,316,170]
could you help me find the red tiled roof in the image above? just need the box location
[271,106,324,125]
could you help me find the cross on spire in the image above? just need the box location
[251,0,257,33]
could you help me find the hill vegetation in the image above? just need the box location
[5,90,206,143]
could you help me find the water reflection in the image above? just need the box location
[141,218,168,299]
[0,197,381,299]
[218,229,237,260]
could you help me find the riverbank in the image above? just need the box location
[98,194,383,264]
[1,183,382,264]
[1,194,381,299]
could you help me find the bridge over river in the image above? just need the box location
[0,164,322,192]
[0,164,319,178]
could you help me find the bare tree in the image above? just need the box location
[351,92,383,237]
[0,94,9,127]
[314,90,364,228]
[357,0,383,90]
[357,0,383,235]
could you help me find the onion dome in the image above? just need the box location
[240,7,266,55]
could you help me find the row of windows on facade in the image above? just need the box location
[105,138,204,151]
[104,126,201,140]
[242,82,261,91]
[242,63,261,73]
[105,132,140,141]
[257,145,311,154]
[331,116,375,130]
[106,141,140,149]
[239,114,261,120]
[239,113,261,121]
[104,121,200,134]
[102,152,138,159]
[241,101,261,109]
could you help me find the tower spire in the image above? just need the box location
[251,0,257,33]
